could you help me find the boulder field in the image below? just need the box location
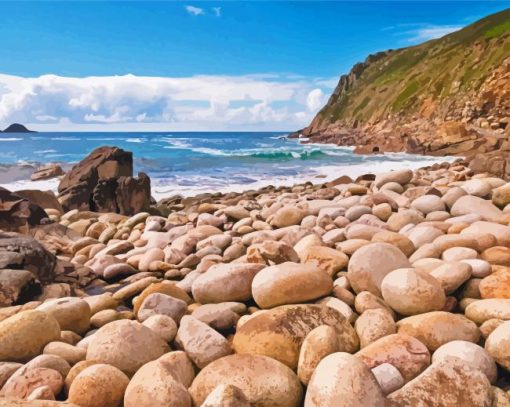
[3,160,510,405]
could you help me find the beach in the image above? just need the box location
[2,143,510,405]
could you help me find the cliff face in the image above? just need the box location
[301,9,510,158]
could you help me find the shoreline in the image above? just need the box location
[1,154,460,201]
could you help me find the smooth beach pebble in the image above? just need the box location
[68,364,129,407]
[252,262,333,309]
[432,340,497,383]
[305,352,385,406]
[189,354,303,407]
[381,268,446,316]
[85,319,170,376]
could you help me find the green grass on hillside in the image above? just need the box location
[484,20,510,39]
[310,9,510,128]
[392,80,419,111]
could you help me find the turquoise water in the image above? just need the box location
[0,132,453,196]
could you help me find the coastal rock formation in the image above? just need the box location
[31,165,64,182]
[297,9,510,170]
[57,146,151,215]
[4,159,510,404]
[0,188,48,233]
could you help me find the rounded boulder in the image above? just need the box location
[232,304,358,369]
[304,352,385,406]
[85,319,170,376]
[347,242,411,296]
[252,262,333,309]
[68,364,129,407]
[381,268,445,316]
[0,310,61,362]
[189,354,302,407]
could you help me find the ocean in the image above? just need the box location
[0,132,456,199]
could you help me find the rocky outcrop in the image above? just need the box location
[0,232,57,284]
[57,146,151,215]
[15,190,64,213]
[298,9,510,162]
[0,188,48,232]
[31,164,64,181]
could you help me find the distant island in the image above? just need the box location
[1,123,36,133]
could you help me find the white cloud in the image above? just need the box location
[404,25,462,42]
[0,73,334,131]
[212,7,221,17]
[185,5,204,16]
[306,88,326,111]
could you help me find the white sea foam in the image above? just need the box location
[126,137,145,143]
[0,153,456,201]
[162,138,192,149]
[190,147,230,156]
[0,138,22,141]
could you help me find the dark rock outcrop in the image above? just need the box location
[15,189,64,213]
[57,146,151,215]
[0,188,49,232]
[0,269,40,307]
[0,232,57,284]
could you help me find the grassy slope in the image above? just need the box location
[311,9,510,130]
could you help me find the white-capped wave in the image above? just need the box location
[50,137,80,141]
[190,147,230,156]
[126,137,146,143]
[0,137,22,141]
[162,138,192,149]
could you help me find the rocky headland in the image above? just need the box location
[2,143,510,405]
[295,9,510,178]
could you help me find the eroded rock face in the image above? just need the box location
[0,188,48,232]
[0,233,57,283]
[0,269,40,307]
[30,164,65,182]
[57,146,151,215]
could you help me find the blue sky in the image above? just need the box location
[0,1,508,131]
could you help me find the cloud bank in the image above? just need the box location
[0,73,333,131]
